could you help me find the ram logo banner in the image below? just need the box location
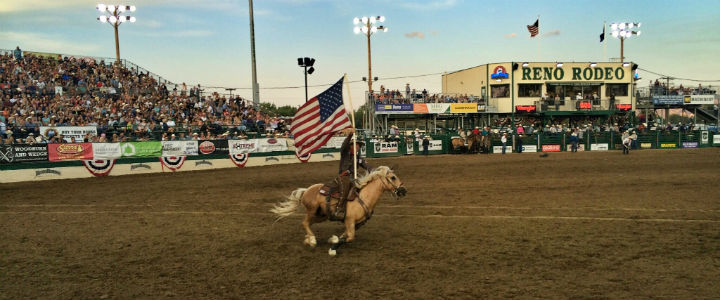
[83,159,116,177]
[296,149,311,163]
[35,168,61,177]
[130,163,151,170]
[265,157,279,162]
[159,156,186,172]
[322,153,335,159]
[0,145,14,163]
[230,153,249,167]
[195,160,213,166]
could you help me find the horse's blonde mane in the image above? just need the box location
[354,166,392,189]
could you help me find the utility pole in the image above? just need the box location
[248,0,260,107]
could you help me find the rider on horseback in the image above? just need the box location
[333,128,372,220]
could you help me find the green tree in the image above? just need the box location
[276,105,298,117]
[668,114,693,124]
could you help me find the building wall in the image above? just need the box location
[443,62,635,113]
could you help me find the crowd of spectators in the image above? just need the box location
[373,84,482,105]
[0,47,288,145]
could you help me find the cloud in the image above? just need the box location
[504,33,517,38]
[430,30,439,36]
[404,32,426,39]
[542,29,560,37]
[140,30,214,38]
[399,0,458,10]
[0,31,100,54]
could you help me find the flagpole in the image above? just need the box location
[344,73,358,180]
[536,15,541,60]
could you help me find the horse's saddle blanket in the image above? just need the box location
[319,185,358,201]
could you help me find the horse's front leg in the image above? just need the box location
[302,213,318,247]
[328,220,356,256]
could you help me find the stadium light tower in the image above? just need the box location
[610,22,641,63]
[353,16,388,96]
[297,57,316,102]
[96,4,136,65]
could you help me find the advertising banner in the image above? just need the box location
[428,140,443,151]
[640,143,653,149]
[373,141,399,153]
[0,144,48,163]
[492,146,512,154]
[120,141,162,157]
[375,104,414,114]
[541,144,561,152]
[450,104,478,113]
[701,131,709,144]
[198,140,229,155]
[652,95,684,105]
[590,143,609,151]
[92,143,122,159]
[322,136,347,149]
[684,95,715,105]
[257,138,289,152]
[40,126,97,143]
[413,103,450,114]
[659,143,677,148]
[714,135,720,145]
[566,144,586,151]
[48,143,93,161]
[161,141,198,157]
[229,139,258,154]
[682,142,698,148]
[521,145,537,153]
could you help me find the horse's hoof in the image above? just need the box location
[304,236,317,247]
[328,235,340,244]
[328,249,337,256]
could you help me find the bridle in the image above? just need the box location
[381,172,407,199]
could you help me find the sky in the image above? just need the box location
[1,0,719,110]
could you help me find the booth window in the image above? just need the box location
[606,83,628,97]
[491,84,509,98]
[518,84,542,97]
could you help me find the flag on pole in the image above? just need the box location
[599,24,605,42]
[527,19,539,37]
[291,77,352,157]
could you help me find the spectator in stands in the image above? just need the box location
[13,46,22,61]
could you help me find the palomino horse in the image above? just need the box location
[271,166,407,256]
[450,137,467,153]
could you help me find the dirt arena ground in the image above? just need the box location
[2,148,720,299]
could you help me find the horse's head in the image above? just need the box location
[381,168,407,199]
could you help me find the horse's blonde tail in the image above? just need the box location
[270,188,307,219]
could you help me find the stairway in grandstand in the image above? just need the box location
[695,107,719,124]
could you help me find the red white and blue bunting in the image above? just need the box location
[229,153,249,168]
[83,159,116,177]
[159,156,186,172]
[295,149,311,163]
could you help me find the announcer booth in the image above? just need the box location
[441,61,638,125]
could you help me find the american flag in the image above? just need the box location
[291,77,352,157]
[527,19,539,37]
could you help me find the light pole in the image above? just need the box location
[297,57,315,102]
[353,16,388,96]
[96,4,136,65]
[610,22,641,63]
[225,88,236,98]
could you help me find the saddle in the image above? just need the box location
[319,185,358,202]
[318,184,359,221]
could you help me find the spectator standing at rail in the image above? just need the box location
[570,132,579,152]
[501,133,508,154]
[405,83,411,101]
[422,136,430,156]
[13,46,22,61]
[516,134,523,153]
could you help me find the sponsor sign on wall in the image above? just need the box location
[590,143,609,151]
[682,142,698,148]
[40,126,97,143]
[198,140,229,155]
[0,144,49,163]
[652,95,684,105]
[640,143,653,149]
[229,139,258,154]
[374,141,399,153]
[701,131,709,144]
[566,144,585,151]
[428,140,443,151]
[413,103,451,114]
[521,145,537,153]
[121,141,162,157]
[322,136,347,149]
[714,135,720,145]
[48,143,93,161]
[684,95,715,105]
[660,143,677,148]
[161,141,199,157]
[492,146,513,154]
[257,138,289,152]
[92,143,122,159]
[450,104,477,113]
[541,144,561,152]
[375,104,414,114]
